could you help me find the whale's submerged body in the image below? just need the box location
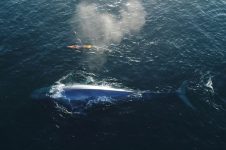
[32,82,195,112]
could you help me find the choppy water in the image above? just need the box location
[1,0,226,149]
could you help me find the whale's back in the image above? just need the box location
[62,85,133,101]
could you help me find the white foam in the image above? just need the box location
[205,77,214,93]
[49,83,66,99]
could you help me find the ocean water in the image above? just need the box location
[1,0,226,149]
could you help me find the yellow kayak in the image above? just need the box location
[67,44,93,49]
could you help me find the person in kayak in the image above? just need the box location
[67,44,94,49]
[67,31,94,50]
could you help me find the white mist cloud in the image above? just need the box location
[76,0,146,47]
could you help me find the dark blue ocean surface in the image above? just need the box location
[1,0,226,149]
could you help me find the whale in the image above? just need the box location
[32,82,195,113]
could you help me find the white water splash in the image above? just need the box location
[205,77,214,93]
[49,83,66,99]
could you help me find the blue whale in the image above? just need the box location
[32,82,195,112]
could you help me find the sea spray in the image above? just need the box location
[76,0,146,47]
[73,0,146,71]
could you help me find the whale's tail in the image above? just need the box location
[176,81,196,110]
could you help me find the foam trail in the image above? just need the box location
[76,0,146,47]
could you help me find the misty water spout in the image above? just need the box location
[76,0,146,47]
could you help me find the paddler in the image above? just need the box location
[67,44,94,49]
